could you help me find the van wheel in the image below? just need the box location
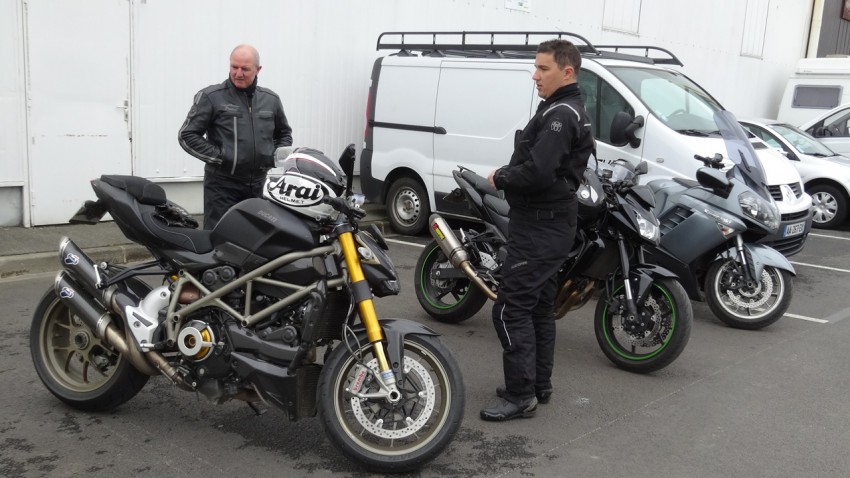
[809,184,847,229]
[387,177,430,235]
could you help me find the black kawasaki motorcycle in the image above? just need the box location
[415,162,693,373]
[30,145,464,473]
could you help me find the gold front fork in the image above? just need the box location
[338,231,392,375]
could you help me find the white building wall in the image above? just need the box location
[0,0,27,225]
[3,0,816,226]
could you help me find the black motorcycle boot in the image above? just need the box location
[480,395,538,421]
[496,386,553,404]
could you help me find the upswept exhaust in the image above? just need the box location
[427,215,497,300]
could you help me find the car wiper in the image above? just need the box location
[675,129,711,137]
[810,153,829,157]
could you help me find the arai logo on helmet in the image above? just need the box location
[267,172,329,207]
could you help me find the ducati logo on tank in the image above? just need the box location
[267,172,329,207]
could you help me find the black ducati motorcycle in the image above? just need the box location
[415,161,693,373]
[30,145,464,473]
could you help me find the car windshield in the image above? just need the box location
[770,123,838,157]
[608,66,724,135]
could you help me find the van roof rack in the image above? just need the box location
[376,31,683,66]
[593,45,683,66]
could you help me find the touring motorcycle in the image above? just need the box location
[30,145,464,473]
[415,159,693,373]
[643,110,796,330]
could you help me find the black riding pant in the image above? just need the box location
[203,172,264,229]
[491,199,577,401]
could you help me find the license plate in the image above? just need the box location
[784,221,805,237]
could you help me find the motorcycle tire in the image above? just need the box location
[705,259,793,330]
[317,334,465,473]
[30,285,150,412]
[414,238,489,323]
[594,277,692,374]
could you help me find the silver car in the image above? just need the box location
[741,118,850,229]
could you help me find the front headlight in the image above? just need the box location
[635,211,660,242]
[738,191,780,231]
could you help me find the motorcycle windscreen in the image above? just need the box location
[715,110,771,201]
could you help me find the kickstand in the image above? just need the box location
[247,401,268,416]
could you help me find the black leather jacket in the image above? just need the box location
[179,78,293,182]
[494,83,593,213]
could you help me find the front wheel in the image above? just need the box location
[705,260,793,330]
[594,277,692,374]
[414,239,489,323]
[30,287,149,412]
[317,334,465,473]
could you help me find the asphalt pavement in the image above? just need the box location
[0,198,389,279]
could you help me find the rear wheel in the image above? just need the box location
[414,239,489,323]
[387,176,430,235]
[318,334,464,473]
[705,259,793,330]
[30,287,149,412]
[594,277,692,373]
[809,184,847,229]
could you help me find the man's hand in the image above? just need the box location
[488,170,498,189]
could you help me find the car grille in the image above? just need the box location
[781,209,811,222]
[767,182,803,201]
[763,235,807,257]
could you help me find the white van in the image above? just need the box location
[777,57,850,127]
[360,32,813,256]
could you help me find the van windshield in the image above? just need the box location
[608,66,724,136]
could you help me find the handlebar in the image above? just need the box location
[694,153,724,169]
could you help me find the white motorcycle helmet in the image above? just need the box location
[264,147,347,221]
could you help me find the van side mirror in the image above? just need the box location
[610,112,644,148]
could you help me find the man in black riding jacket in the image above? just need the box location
[179,44,293,229]
[482,39,594,421]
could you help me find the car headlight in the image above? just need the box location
[738,191,780,231]
[635,211,660,242]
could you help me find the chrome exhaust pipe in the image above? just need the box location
[54,272,159,376]
[428,214,497,300]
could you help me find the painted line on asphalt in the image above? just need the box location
[822,305,850,323]
[809,232,850,241]
[784,313,828,324]
[385,238,426,248]
[790,261,850,274]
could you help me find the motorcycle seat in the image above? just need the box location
[460,169,505,200]
[99,175,213,254]
[483,194,510,218]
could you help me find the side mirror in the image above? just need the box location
[696,167,732,198]
[610,112,645,148]
[338,144,356,192]
[634,161,648,175]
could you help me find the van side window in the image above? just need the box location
[578,70,634,144]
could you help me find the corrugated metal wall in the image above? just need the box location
[818,0,850,55]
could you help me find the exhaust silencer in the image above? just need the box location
[54,271,159,376]
[428,214,497,300]
[59,237,105,300]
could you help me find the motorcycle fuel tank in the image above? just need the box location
[210,198,318,271]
